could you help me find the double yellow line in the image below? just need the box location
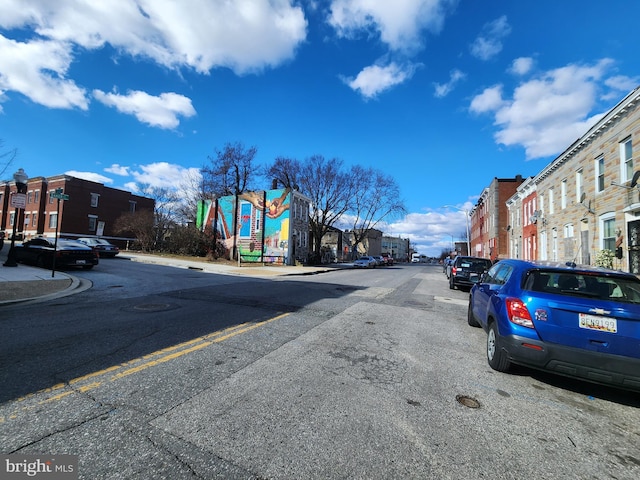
[1,313,289,422]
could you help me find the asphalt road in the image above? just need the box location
[1,261,639,479]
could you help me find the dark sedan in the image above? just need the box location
[77,237,120,257]
[14,237,99,270]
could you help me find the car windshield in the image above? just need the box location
[524,270,640,305]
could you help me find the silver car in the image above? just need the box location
[353,256,377,268]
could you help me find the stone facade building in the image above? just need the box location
[505,86,640,273]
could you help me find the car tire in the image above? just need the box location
[467,301,480,327]
[487,321,511,372]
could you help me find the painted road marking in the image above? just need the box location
[1,314,289,423]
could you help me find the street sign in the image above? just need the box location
[51,191,69,200]
[10,193,27,209]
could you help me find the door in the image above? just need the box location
[629,220,640,274]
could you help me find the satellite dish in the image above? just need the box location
[580,192,586,203]
[506,225,511,231]
[631,170,640,188]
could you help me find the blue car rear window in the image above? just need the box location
[524,270,640,304]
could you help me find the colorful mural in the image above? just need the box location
[197,188,292,264]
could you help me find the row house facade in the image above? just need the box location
[506,86,640,273]
[469,175,524,262]
[0,174,154,243]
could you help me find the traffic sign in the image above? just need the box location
[51,191,69,200]
[10,193,27,209]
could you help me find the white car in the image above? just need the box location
[353,256,377,268]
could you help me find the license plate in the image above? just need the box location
[76,259,86,265]
[579,313,617,333]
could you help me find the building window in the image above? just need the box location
[34,190,40,203]
[596,156,605,193]
[24,213,29,227]
[620,137,633,182]
[90,193,100,208]
[575,169,583,202]
[551,228,558,261]
[9,211,15,227]
[548,188,554,214]
[129,201,136,213]
[32,213,37,227]
[88,215,97,232]
[49,192,55,204]
[49,212,58,229]
[27,191,33,204]
[255,209,261,232]
[540,230,548,260]
[564,223,574,238]
[600,214,616,251]
[561,179,567,209]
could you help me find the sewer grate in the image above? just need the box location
[456,394,481,409]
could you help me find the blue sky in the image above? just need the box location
[1,0,639,256]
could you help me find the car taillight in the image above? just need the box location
[451,267,457,276]
[505,298,534,328]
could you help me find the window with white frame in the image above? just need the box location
[548,188,554,214]
[24,213,29,227]
[129,201,136,213]
[90,193,99,208]
[9,211,15,227]
[620,137,633,183]
[48,212,58,229]
[596,156,605,193]
[575,169,583,202]
[564,223,574,238]
[88,215,97,232]
[561,179,567,209]
[600,213,616,251]
[31,212,37,226]
[34,190,39,203]
[552,228,558,261]
[540,230,548,260]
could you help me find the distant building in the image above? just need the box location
[470,175,525,261]
[0,174,154,243]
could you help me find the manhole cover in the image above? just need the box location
[456,394,481,409]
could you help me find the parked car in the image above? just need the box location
[373,255,385,266]
[467,259,640,392]
[449,256,492,289]
[14,237,99,270]
[353,256,377,268]
[381,253,394,266]
[77,237,120,257]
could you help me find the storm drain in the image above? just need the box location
[456,394,481,409]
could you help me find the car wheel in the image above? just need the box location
[487,321,511,372]
[467,301,480,327]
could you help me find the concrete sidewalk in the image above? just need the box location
[0,249,349,305]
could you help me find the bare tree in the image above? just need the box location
[174,169,205,224]
[347,166,407,249]
[113,210,155,251]
[201,142,258,197]
[263,156,302,190]
[135,184,179,249]
[297,155,355,258]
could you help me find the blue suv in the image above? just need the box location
[468,259,640,392]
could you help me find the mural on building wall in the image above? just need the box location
[197,188,292,263]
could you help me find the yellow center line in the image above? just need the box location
[1,314,290,421]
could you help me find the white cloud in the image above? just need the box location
[128,162,202,190]
[93,89,196,129]
[470,59,616,159]
[105,164,131,176]
[328,0,457,52]
[433,69,465,98]
[469,85,505,113]
[0,35,88,109]
[509,57,533,75]
[343,62,416,98]
[470,15,511,61]
[66,170,113,184]
[0,0,307,111]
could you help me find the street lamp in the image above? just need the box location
[3,168,29,267]
[443,205,471,257]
